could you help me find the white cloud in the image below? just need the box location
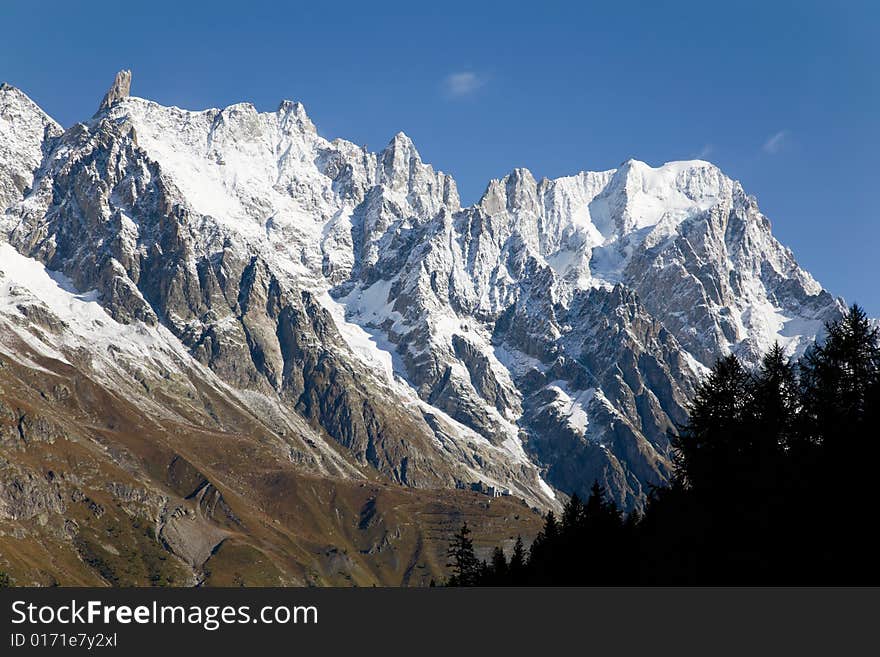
[443,71,486,99]
[762,130,788,155]
[694,144,714,160]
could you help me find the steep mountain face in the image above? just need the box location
[0,71,845,580]
[0,83,62,213]
[0,78,553,513]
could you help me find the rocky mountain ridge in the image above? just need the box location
[0,72,846,583]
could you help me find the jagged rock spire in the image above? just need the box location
[98,70,132,111]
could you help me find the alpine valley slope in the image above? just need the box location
[0,72,844,584]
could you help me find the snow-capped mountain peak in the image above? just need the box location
[0,71,846,510]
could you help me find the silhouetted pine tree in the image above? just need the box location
[751,342,799,454]
[584,481,620,529]
[800,305,880,455]
[561,493,584,533]
[489,546,508,585]
[446,523,480,586]
[525,511,559,584]
[673,354,752,491]
[543,510,559,541]
[509,536,526,584]
[799,305,880,578]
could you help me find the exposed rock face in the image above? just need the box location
[0,72,847,527]
[98,69,132,112]
[0,84,62,211]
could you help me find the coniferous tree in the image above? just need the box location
[562,493,584,533]
[584,481,618,526]
[751,342,799,453]
[489,546,508,584]
[800,304,880,456]
[673,354,752,491]
[509,536,526,584]
[446,523,480,586]
[799,305,880,578]
[623,509,642,533]
[745,341,801,518]
[543,510,559,541]
[526,511,560,584]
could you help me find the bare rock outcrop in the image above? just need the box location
[98,69,132,111]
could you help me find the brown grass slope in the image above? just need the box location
[0,344,541,586]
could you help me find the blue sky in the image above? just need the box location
[2,1,877,313]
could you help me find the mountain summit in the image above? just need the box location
[98,69,132,111]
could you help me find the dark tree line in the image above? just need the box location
[446,305,880,585]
